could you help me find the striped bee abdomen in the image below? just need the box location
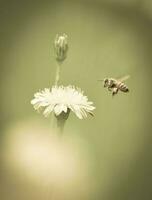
[118,82,129,92]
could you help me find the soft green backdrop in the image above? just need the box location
[0,0,152,199]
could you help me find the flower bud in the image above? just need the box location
[54,34,68,62]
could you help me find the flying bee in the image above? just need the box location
[98,75,130,96]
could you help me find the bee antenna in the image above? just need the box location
[97,79,104,82]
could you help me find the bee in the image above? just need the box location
[98,75,130,96]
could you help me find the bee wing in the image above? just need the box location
[118,75,130,82]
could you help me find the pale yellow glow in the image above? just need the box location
[3,120,94,199]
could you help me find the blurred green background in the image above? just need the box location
[0,0,152,199]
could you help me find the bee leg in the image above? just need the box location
[108,87,112,91]
[112,88,118,96]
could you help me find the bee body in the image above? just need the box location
[101,75,130,96]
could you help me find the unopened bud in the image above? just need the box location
[54,34,68,62]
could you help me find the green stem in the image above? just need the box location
[55,109,70,135]
[56,118,66,134]
[55,62,62,86]
[51,61,62,127]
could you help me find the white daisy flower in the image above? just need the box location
[31,85,95,119]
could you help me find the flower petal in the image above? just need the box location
[43,104,54,117]
[54,105,63,116]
